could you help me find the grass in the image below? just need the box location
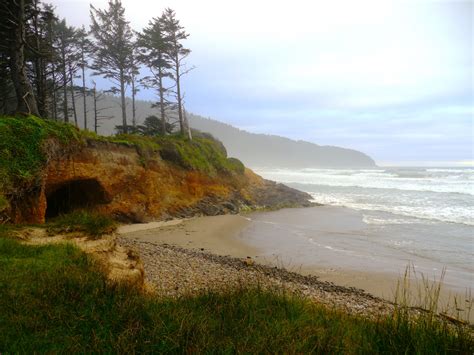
[0,232,472,353]
[0,115,245,227]
[0,115,83,194]
[46,211,117,238]
[156,135,244,176]
[0,115,244,205]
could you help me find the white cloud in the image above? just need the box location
[50,0,473,164]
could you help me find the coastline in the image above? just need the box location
[119,211,472,322]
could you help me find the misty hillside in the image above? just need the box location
[74,94,376,168]
[187,114,376,168]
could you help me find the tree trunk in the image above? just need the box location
[93,85,98,133]
[158,66,166,134]
[119,69,127,133]
[10,0,39,116]
[175,54,184,135]
[81,49,88,130]
[183,108,192,140]
[131,75,136,128]
[48,20,57,120]
[60,37,68,122]
[32,1,46,117]
[68,63,78,126]
[51,66,57,120]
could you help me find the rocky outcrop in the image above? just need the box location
[9,139,313,224]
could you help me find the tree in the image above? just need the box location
[76,26,91,129]
[40,4,59,120]
[0,53,15,114]
[89,0,134,133]
[0,0,40,116]
[29,0,48,116]
[138,114,174,136]
[138,16,172,135]
[161,8,193,137]
[54,19,78,122]
[91,81,113,134]
[130,45,140,128]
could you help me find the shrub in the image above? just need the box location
[0,195,8,212]
[157,135,245,176]
[226,157,245,174]
[0,115,82,195]
[47,211,116,238]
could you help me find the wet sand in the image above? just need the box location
[119,209,472,321]
[119,214,256,258]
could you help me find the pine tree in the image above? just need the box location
[0,0,40,116]
[91,81,113,134]
[29,0,48,116]
[138,16,172,135]
[161,8,193,137]
[76,26,91,129]
[130,45,140,128]
[89,0,134,133]
[41,5,59,120]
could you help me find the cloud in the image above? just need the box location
[50,0,473,165]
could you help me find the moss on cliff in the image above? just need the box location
[0,116,83,194]
[0,115,245,218]
[157,135,243,176]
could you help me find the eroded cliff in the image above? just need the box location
[0,116,312,224]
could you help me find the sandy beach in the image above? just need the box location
[118,215,256,258]
[118,208,472,322]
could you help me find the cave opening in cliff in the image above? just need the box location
[45,179,110,219]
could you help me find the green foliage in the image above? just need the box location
[0,115,244,208]
[46,211,116,238]
[157,135,244,176]
[0,115,82,193]
[0,236,471,352]
[100,131,245,176]
[0,194,8,212]
[139,115,175,136]
[226,157,245,174]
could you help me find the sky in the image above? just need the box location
[51,0,472,166]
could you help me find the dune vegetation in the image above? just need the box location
[0,226,472,353]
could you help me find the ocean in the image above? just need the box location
[246,167,473,291]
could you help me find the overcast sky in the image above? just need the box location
[51,0,472,166]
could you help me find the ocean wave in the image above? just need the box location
[310,193,474,226]
[255,168,474,226]
[362,215,421,225]
[254,169,474,196]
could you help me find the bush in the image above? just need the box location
[226,157,245,174]
[47,211,116,238]
[0,115,82,195]
[0,195,8,212]
[157,135,244,176]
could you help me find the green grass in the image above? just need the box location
[0,115,83,194]
[46,211,117,238]
[0,194,7,212]
[0,115,245,225]
[103,131,245,175]
[0,115,244,203]
[157,135,244,175]
[0,233,471,353]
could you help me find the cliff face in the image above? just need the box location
[9,139,312,224]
